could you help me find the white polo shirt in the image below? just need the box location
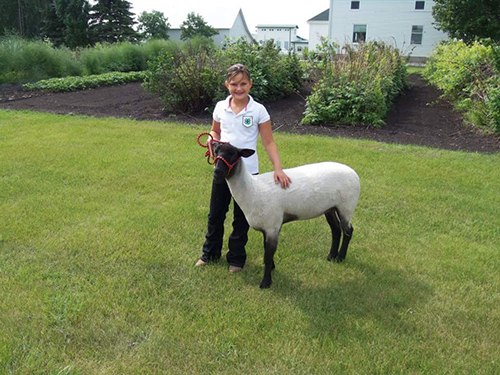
[213,95,270,174]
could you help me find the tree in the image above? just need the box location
[433,0,500,43]
[40,1,66,46]
[0,0,52,38]
[137,10,170,40]
[89,0,139,43]
[180,12,218,41]
[62,0,91,48]
[41,0,91,48]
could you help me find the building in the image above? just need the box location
[307,9,330,52]
[255,25,307,54]
[167,9,256,46]
[308,0,448,59]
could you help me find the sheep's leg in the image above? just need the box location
[336,223,354,263]
[260,229,280,289]
[325,209,342,261]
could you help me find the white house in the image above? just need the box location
[307,9,330,52]
[255,25,308,54]
[308,0,448,59]
[167,9,256,46]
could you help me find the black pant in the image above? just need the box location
[201,178,249,267]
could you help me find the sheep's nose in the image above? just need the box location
[213,169,225,181]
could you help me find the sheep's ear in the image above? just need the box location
[239,148,255,158]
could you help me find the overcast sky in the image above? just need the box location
[128,0,330,39]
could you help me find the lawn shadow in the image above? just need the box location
[240,256,433,341]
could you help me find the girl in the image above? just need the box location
[196,64,291,273]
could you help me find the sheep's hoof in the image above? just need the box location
[327,254,337,262]
[334,256,345,263]
[260,279,272,289]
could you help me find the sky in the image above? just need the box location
[128,0,330,39]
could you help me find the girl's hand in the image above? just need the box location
[275,169,291,189]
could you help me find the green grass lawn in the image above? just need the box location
[1,110,499,374]
[407,65,425,75]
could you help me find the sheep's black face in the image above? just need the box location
[213,143,241,182]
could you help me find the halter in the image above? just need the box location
[197,132,241,177]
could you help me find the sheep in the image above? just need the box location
[211,141,361,289]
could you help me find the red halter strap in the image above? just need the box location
[214,155,240,177]
[197,133,241,176]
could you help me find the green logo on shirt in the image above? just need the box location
[243,116,253,127]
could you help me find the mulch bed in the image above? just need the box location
[1,75,499,154]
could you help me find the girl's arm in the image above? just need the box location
[259,120,291,189]
[210,120,221,141]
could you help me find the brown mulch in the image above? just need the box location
[1,75,499,154]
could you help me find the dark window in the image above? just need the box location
[411,25,423,44]
[351,1,360,9]
[353,25,366,43]
[415,1,425,10]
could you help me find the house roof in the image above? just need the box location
[308,9,329,22]
[235,9,257,44]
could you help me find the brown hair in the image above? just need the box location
[226,63,251,82]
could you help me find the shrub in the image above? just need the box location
[424,40,500,133]
[79,42,149,75]
[143,37,304,114]
[23,71,146,92]
[142,39,180,60]
[143,38,226,113]
[0,36,180,83]
[0,36,83,83]
[302,41,407,127]
[223,39,303,102]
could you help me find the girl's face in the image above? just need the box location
[225,73,252,101]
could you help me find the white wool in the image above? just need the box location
[226,161,360,234]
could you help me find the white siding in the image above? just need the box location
[325,0,447,57]
[166,9,254,46]
[213,29,231,46]
[167,28,182,42]
[229,13,254,42]
[256,26,299,52]
[308,21,329,51]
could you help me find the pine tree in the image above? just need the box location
[41,0,90,48]
[89,0,139,43]
[62,0,91,48]
[0,0,52,38]
[40,1,66,46]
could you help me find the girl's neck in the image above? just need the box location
[230,96,250,113]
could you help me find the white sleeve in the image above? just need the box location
[213,102,222,122]
[258,104,271,124]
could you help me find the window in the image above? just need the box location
[276,41,281,48]
[284,41,289,50]
[353,25,367,43]
[297,46,303,52]
[411,25,423,44]
[415,1,425,10]
[351,1,360,10]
